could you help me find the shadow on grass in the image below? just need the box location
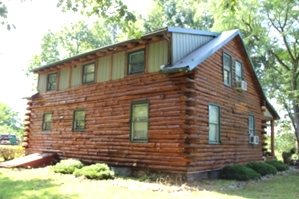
[0,172,79,199]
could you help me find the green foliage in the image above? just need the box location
[52,159,84,174]
[246,162,277,176]
[275,131,297,155]
[73,163,114,180]
[28,19,116,72]
[0,146,25,161]
[265,160,289,171]
[221,164,261,181]
[0,102,23,134]
[143,0,213,32]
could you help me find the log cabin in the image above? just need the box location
[24,27,279,180]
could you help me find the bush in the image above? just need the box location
[0,146,25,161]
[221,164,261,181]
[265,160,289,171]
[246,162,277,176]
[52,159,84,174]
[74,163,114,180]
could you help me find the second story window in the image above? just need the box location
[42,112,52,131]
[223,52,232,86]
[128,49,145,75]
[83,63,95,84]
[235,60,243,82]
[248,115,255,136]
[47,73,57,91]
[73,110,85,131]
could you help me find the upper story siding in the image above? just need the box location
[37,31,216,94]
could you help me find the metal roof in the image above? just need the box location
[31,27,219,72]
[160,29,280,120]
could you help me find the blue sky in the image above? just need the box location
[0,0,152,117]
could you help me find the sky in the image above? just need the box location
[0,0,153,118]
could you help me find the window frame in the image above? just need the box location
[127,49,146,75]
[73,109,86,131]
[47,73,57,91]
[235,59,244,82]
[248,114,255,136]
[223,52,232,87]
[208,103,221,144]
[130,100,149,142]
[42,112,52,131]
[82,62,95,84]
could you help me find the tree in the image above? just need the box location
[28,19,116,71]
[143,0,213,32]
[0,102,22,137]
[205,0,299,149]
[56,0,139,35]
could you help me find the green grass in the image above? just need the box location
[0,167,298,199]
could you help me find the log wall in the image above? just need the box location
[25,72,191,172]
[185,36,265,172]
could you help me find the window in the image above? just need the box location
[128,49,145,74]
[42,113,52,131]
[223,52,232,86]
[73,110,85,131]
[130,101,149,142]
[209,104,221,143]
[82,63,95,84]
[47,73,57,91]
[235,60,243,82]
[248,115,255,136]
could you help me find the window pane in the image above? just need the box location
[209,104,220,143]
[130,51,144,63]
[132,122,147,139]
[133,104,148,119]
[43,113,52,131]
[47,73,57,91]
[209,106,219,123]
[84,73,94,82]
[223,53,231,85]
[131,102,148,141]
[236,61,242,81]
[209,124,218,141]
[74,111,85,130]
[84,64,95,73]
[128,50,145,74]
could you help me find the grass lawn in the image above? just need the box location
[0,166,298,199]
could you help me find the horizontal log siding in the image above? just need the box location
[186,36,264,172]
[27,72,190,172]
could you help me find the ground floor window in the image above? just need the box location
[209,103,221,143]
[42,112,52,131]
[130,101,149,142]
[73,110,85,131]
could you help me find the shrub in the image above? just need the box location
[52,159,84,174]
[246,162,277,176]
[74,163,114,180]
[265,160,289,171]
[220,164,261,181]
[0,146,25,161]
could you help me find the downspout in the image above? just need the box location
[163,32,172,65]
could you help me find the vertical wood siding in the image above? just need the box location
[112,52,125,80]
[97,56,111,82]
[59,68,70,90]
[172,33,214,64]
[38,74,47,94]
[71,64,82,87]
[148,40,168,73]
